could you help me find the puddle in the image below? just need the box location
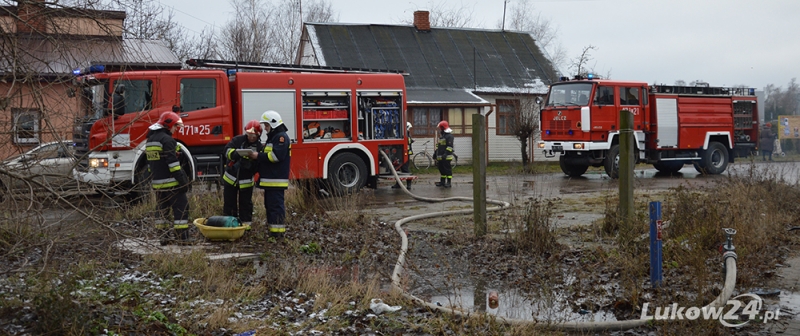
[428,285,617,322]
[776,291,800,320]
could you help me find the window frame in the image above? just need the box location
[12,108,41,145]
[496,99,519,135]
[180,78,218,112]
[410,107,443,138]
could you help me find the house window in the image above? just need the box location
[13,108,40,144]
[410,107,442,138]
[180,78,217,112]
[496,99,519,135]
[448,107,479,135]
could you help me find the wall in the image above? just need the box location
[0,81,80,159]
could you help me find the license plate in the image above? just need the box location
[552,145,563,152]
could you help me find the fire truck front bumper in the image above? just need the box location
[538,141,598,156]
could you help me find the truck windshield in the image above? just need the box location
[80,82,109,119]
[546,83,593,107]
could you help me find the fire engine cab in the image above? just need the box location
[72,60,411,196]
[538,76,759,177]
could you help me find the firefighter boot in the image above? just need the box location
[435,177,446,187]
[444,178,452,188]
[268,224,286,239]
[391,182,402,189]
[175,228,191,244]
[406,179,412,190]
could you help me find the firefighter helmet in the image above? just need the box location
[437,120,449,131]
[158,111,183,128]
[407,122,413,130]
[244,120,262,135]
[260,110,283,129]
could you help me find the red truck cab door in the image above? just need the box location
[591,85,617,141]
[174,74,229,146]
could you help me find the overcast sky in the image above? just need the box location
[161,0,800,90]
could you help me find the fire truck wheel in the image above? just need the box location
[559,157,588,177]
[701,142,728,175]
[604,144,620,178]
[328,152,367,195]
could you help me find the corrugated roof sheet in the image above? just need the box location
[2,38,180,75]
[306,23,558,94]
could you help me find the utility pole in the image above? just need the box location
[501,0,508,31]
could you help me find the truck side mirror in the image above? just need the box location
[172,105,181,113]
[535,97,543,105]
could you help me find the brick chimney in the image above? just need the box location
[413,10,430,32]
[16,0,47,34]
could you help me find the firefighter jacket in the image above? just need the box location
[256,125,292,189]
[146,125,189,190]
[223,135,264,188]
[435,132,455,161]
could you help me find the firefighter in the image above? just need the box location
[248,110,291,237]
[434,120,454,188]
[146,111,191,242]
[223,120,264,228]
[392,121,414,189]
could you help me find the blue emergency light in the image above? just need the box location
[587,73,594,79]
[72,64,105,76]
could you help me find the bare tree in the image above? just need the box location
[217,0,275,63]
[500,0,566,69]
[506,95,541,168]
[216,0,337,64]
[270,0,337,64]
[397,1,478,28]
[569,45,597,78]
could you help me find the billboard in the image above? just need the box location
[777,115,800,139]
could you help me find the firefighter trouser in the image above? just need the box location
[437,158,452,179]
[155,189,189,229]
[264,188,286,236]
[223,183,254,222]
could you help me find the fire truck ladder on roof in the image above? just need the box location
[651,85,755,96]
[186,59,407,75]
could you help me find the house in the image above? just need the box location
[0,0,180,159]
[296,10,560,163]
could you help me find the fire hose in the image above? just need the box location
[379,151,738,331]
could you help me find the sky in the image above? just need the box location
[160,0,800,90]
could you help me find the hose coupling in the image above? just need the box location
[722,228,736,252]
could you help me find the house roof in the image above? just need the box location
[406,88,488,105]
[304,23,558,95]
[4,38,181,76]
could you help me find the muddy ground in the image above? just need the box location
[2,163,799,335]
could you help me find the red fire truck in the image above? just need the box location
[72,59,410,195]
[537,77,759,178]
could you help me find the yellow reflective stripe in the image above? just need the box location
[146,146,162,151]
[238,182,254,188]
[269,225,286,233]
[169,165,181,172]
[226,148,235,160]
[259,178,289,187]
[153,181,179,189]
[446,147,453,152]
[268,151,279,163]
[222,172,236,185]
